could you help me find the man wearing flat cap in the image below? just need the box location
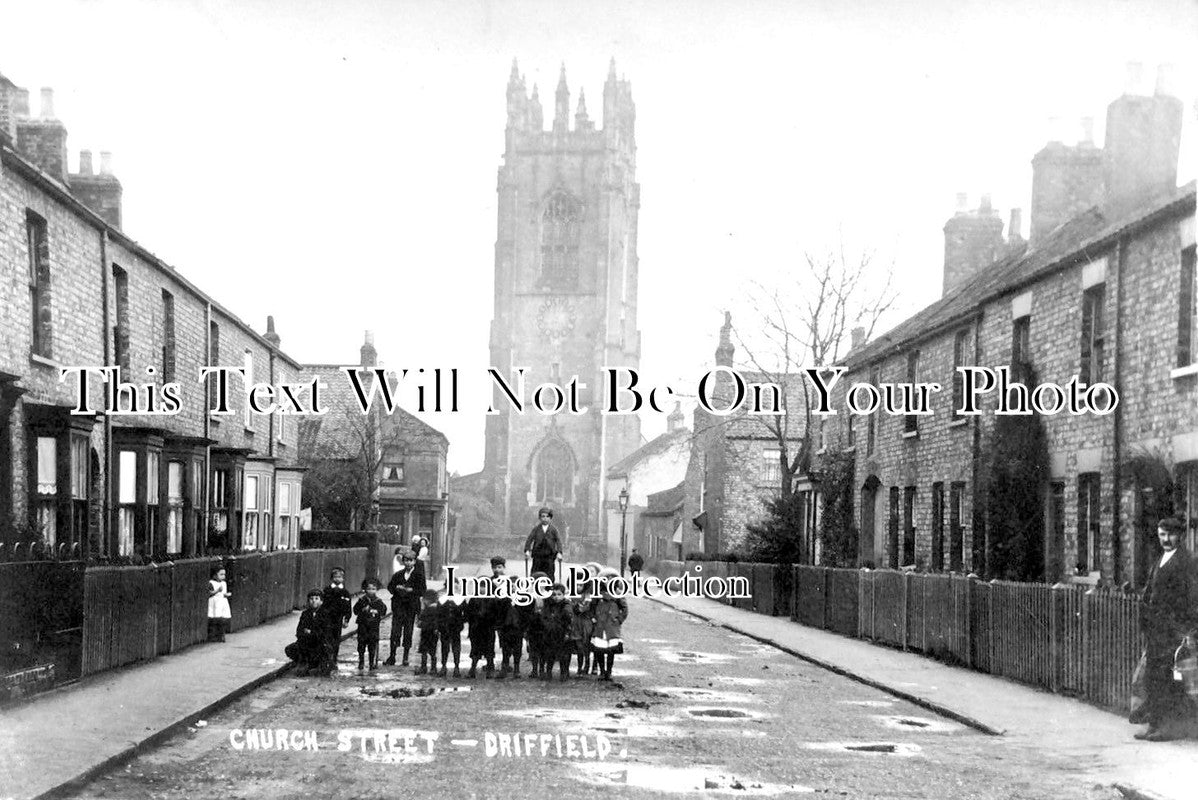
[525,507,563,579]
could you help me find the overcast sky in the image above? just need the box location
[2,0,1195,473]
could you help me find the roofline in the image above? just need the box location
[1,143,304,370]
[843,186,1196,371]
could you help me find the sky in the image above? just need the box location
[1,0,1195,473]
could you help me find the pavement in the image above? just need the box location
[1,569,1195,800]
[647,590,1198,800]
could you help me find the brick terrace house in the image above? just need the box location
[681,313,809,557]
[815,65,1196,587]
[0,71,305,560]
[298,333,450,571]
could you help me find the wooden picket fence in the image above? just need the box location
[680,560,1141,713]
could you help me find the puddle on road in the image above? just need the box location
[711,676,770,686]
[353,683,473,700]
[647,686,760,704]
[871,715,960,733]
[572,762,813,794]
[655,650,739,665]
[804,741,922,757]
[495,707,680,738]
[684,706,770,720]
[839,700,895,708]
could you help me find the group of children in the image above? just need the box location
[285,559,630,682]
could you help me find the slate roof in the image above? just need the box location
[842,182,1197,370]
[606,428,689,479]
[643,481,685,515]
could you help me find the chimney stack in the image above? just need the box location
[1008,208,1024,245]
[14,84,69,183]
[942,193,1004,295]
[70,148,122,228]
[0,73,18,143]
[1029,120,1104,244]
[360,330,378,367]
[667,401,685,433]
[1103,61,1183,214]
[851,326,866,350]
[264,316,281,348]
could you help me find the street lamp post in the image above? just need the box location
[618,486,630,578]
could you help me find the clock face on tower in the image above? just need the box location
[537,297,575,343]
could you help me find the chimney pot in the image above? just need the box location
[851,326,866,349]
[39,88,54,119]
[79,149,93,175]
[979,193,993,214]
[365,330,374,346]
[99,151,113,175]
[1008,208,1023,243]
[1080,117,1094,145]
[1125,62,1144,95]
[1155,63,1174,97]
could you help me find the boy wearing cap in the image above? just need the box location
[321,567,354,669]
[414,589,441,676]
[287,590,335,676]
[386,548,426,666]
[525,507,563,579]
[465,556,506,678]
[353,579,387,671]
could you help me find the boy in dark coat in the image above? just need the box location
[286,590,335,676]
[414,589,441,676]
[321,567,353,668]
[537,583,574,681]
[386,549,426,666]
[437,593,466,677]
[465,556,507,678]
[568,584,596,677]
[353,578,387,671]
[496,574,532,679]
[523,571,549,677]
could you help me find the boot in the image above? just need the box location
[439,666,448,678]
[358,656,365,671]
[401,648,410,667]
[467,663,477,679]
[453,666,462,678]
[384,647,396,666]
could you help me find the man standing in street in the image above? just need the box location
[1135,517,1198,741]
[525,507,563,579]
[627,548,644,578]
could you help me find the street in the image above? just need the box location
[65,589,1128,800]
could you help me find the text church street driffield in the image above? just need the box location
[1,3,1198,800]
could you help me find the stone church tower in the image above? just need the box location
[483,59,642,562]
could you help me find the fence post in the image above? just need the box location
[1049,583,1060,693]
[962,574,972,670]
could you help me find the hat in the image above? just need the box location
[361,578,380,590]
[490,556,507,567]
[397,548,416,559]
[538,506,554,518]
[306,589,323,599]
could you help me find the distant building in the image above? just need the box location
[0,71,303,561]
[816,64,1195,586]
[481,60,642,562]
[298,333,449,571]
[681,314,808,557]
[604,403,690,566]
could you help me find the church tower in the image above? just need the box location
[483,59,642,562]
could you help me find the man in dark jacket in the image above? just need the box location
[386,549,426,666]
[524,507,562,578]
[627,549,644,577]
[1135,517,1198,741]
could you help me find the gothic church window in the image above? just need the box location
[533,439,573,504]
[540,192,581,288]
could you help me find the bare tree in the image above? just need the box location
[729,241,898,497]
[299,405,410,530]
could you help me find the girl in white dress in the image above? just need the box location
[208,566,232,642]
